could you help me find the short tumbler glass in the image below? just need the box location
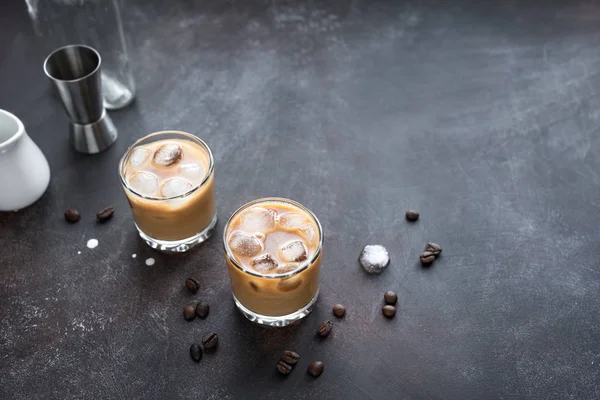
[119,131,217,252]
[224,198,323,326]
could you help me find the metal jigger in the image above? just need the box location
[44,45,117,154]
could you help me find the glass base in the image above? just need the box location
[101,72,135,110]
[136,213,217,253]
[233,289,319,327]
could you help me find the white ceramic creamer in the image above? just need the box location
[0,109,50,211]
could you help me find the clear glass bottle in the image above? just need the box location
[26,0,136,110]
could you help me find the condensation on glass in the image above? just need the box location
[26,0,135,110]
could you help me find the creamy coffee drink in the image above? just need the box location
[119,132,216,251]
[224,198,322,325]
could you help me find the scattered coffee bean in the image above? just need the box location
[425,242,442,257]
[185,278,200,293]
[382,305,396,318]
[384,291,397,305]
[405,210,419,222]
[195,301,210,319]
[64,209,81,223]
[276,360,293,375]
[96,206,114,222]
[281,350,300,365]
[183,305,196,321]
[202,332,218,349]
[332,304,346,318]
[317,320,333,337]
[420,251,435,266]
[190,343,202,362]
[307,361,324,377]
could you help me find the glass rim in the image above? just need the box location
[118,131,214,201]
[223,197,323,280]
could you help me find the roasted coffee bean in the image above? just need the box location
[405,210,419,222]
[96,206,114,221]
[249,281,261,292]
[317,320,333,337]
[190,343,202,362]
[420,251,435,266]
[202,332,218,349]
[307,361,324,377]
[195,301,210,319]
[281,350,300,366]
[64,209,81,223]
[276,360,293,375]
[332,304,346,318]
[153,143,182,166]
[425,242,442,257]
[384,291,397,305]
[382,305,396,318]
[183,305,196,321]
[185,278,200,293]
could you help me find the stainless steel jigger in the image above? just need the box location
[44,45,117,154]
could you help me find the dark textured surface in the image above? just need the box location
[1,0,600,399]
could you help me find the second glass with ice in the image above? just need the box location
[224,198,323,326]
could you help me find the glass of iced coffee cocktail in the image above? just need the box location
[224,198,323,326]
[119,131,216,252]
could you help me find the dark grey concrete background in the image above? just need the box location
[1,0,599,399]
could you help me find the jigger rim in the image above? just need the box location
[43,44,101,84]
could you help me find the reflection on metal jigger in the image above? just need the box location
[44,44,117,154]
